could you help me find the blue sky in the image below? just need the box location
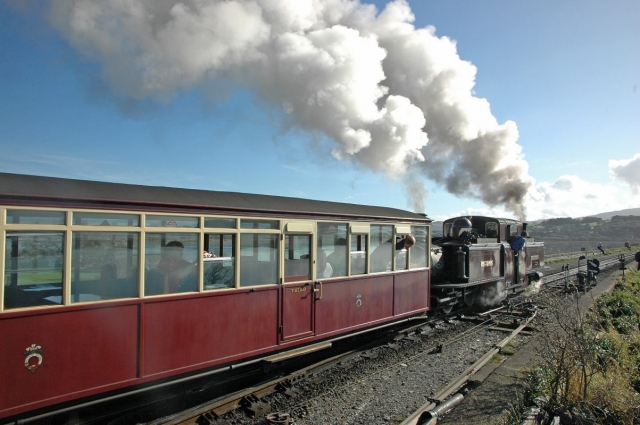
[1,0,638,221]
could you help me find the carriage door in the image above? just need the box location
[281,222,315,342]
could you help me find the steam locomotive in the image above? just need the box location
[431,216,545,313]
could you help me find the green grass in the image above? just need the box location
[5,269,100,286]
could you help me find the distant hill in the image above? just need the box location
[582,207,640,221]
[432,221,443,237]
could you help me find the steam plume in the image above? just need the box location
[48,0,533,217]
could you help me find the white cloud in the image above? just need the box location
[526,174,638,220]
[609,153,640,194]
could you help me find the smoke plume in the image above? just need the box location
[47,0,533,218]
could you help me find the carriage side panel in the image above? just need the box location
[393,270,429,315]
[142,289,278,378]
[0,305,139,418]
[315,276,394,337]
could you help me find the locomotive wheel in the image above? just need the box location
[440,303,454,315]
[463,289,476,307]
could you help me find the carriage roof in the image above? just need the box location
[0,172,430,222]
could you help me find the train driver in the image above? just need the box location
[510,231,527,254]
[158,241,195,292]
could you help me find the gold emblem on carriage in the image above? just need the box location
[24,344,43,374]
[356,294,362,309]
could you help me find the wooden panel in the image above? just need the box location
[393,270,430,315]
[142,289,278,377]
[315,276,394,336]
[282,283,314,341]
[0,305,139,418]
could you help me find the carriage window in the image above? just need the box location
[204,234,235,289]
[241,219,279,230]
[144,233,199,295]
[73,213,139,226]
[6,210,65,225]
[4,232,64,309]
[240,234,278,286]
[204,218,236,229]
[409,226,429,269]
[370,225,393,273]
[285,235,311,282]
[350,234,367,275]
[146,215,199,228]
[317,223,348,278]
[71,232,139,302]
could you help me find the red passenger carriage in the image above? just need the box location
[0,173,431,422]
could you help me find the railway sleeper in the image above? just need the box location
[241,394,271,417]
[198,411,229,425]
[275,380,301,398]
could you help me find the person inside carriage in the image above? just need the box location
[157,241,196,292]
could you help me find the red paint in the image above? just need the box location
[315,276,394,336]
[393,270,430,315]
[0,306,138,418]
[281,283,314,341]
[142,289,279,377]
[1,272,430,420]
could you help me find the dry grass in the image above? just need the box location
[523,268,640,424]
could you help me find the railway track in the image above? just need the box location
[141,307,537,425]
[543,252,629,288]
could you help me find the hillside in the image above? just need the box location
[527,215,640,254]
[583,207,640,221]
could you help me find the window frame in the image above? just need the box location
[1,206,430,313]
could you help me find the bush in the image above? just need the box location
[524,269,640,424]
[594,289,640,334]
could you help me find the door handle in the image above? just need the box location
[313,281,323,300]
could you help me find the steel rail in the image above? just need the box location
[400,311,537,425]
